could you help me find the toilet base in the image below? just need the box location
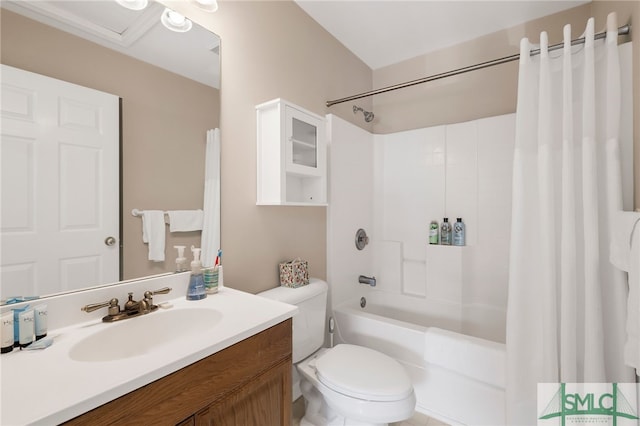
[300,379,388,426]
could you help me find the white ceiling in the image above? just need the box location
[295,0,590,70]
[2,0,221,88]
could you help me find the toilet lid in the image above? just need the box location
[314,344,413,402]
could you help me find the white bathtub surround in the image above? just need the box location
[327,113,515,344]
[506,13,635,425]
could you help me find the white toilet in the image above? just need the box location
[259,278,415,426]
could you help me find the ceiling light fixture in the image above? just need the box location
[190,0,218,13]
[114,0,148,11]
[161,8,193,33]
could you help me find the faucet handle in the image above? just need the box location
[143,287,172,310]
[143,287,172,300]
[81,298,120,315]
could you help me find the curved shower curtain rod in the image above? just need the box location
[326,24,631,107]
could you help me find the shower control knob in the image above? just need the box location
[104,236,117,246]
[355,228,369,250]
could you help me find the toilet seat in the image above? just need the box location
[314,344,413,402]
[297,345,416,425]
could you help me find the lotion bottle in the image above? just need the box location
[18,309,34,348]
[186,246,207,301]
[1,312,14,354]
[12,305,30,347]
[34,304,48,340]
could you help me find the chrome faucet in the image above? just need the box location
[358,275,376,287]
[81,287,172,322]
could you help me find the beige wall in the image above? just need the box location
[163,0,373,293]
[1,10,219,281]
[372,2,638,207]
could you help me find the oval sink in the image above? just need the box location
[69,308,222,362]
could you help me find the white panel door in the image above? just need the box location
[1,64,119,298]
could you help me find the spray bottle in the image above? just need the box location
[186,246,207,300]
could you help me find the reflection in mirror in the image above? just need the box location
[0,0,220,304]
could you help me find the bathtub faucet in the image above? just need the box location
[358,275,376,287]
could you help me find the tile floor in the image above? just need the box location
[391,411,450,426]
[292,398,450,426]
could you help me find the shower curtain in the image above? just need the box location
[201,128,221,268]
[506,13,635,424]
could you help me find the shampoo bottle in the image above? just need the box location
[453,218,466,246]
[186,246,207,300]
[440,218,452,245]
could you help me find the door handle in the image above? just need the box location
[105,236,117,246]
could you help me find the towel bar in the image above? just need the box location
[131,209,170,224]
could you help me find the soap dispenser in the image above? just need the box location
[174,245,188,273]
[186,246,207,301]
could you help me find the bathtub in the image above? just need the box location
[333,293,506,425]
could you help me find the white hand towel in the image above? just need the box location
[141,210,165,262]
[610,210,640,272]
[624,220,640,370]
[167,210,204,232]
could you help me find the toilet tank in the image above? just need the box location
[258,278,328,363]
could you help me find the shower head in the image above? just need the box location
[353,105,375,123]
[363,111,374,123]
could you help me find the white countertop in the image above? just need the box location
[0,286,297,425]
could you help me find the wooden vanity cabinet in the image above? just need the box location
[64,319,292,426]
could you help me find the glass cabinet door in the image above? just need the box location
[285,106,322,176]
[291,117,317,168]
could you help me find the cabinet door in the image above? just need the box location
[195,361,291,426]
[285,106,323,177]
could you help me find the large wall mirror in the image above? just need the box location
[0,0,220,303]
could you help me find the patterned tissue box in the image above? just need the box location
[279,258,310,288]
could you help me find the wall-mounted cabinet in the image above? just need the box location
[256,98,327,206]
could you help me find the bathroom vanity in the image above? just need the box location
[0,273,297,425]
[65,319,292,425]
